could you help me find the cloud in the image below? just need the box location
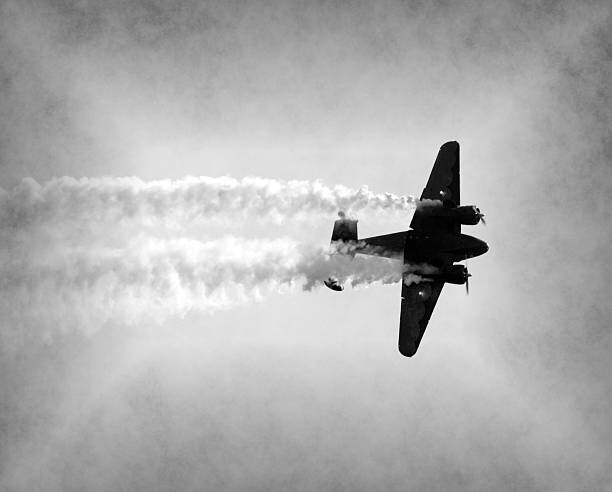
[0,1,610,491]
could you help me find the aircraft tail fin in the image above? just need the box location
[325,212,358,291]
[331,212,358,243]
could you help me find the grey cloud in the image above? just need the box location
[1,1,611,491]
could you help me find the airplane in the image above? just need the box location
[324,141,489,357]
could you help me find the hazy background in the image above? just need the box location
[1,0,611,490]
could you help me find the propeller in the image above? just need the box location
[464,257,471,295]
[476,207,486,226]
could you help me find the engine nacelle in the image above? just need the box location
[454,206,484,225]
[421,265,470,285]
[420,204,484,225]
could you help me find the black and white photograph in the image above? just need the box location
[0,1,610,490]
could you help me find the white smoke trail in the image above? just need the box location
[0,235,410,342]
[0,176,422,229]
[0,175,439,345]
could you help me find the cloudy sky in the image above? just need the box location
[1,0,611,490]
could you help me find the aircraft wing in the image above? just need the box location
[398,276,445,357]
[410,141,460,233]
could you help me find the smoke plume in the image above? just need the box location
[0,176,421,229]
[0,173,434,344]
[0,174,427,342]
[0,231,412,343]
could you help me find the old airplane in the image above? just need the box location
[324,141,489,357]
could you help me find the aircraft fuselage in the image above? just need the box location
[404,230,488,265]
[357,229,488,266]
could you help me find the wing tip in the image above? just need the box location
[398,340,418,357]
[441,140,459,150]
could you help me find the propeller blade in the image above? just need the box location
[480,215,486,226]
[465,275,470,295]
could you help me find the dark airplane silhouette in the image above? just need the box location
[324,141,489,357]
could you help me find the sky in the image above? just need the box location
[0,0,611,490]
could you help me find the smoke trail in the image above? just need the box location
[0,176,424,229]
[0,235,412,342]
[0,175,439,345]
